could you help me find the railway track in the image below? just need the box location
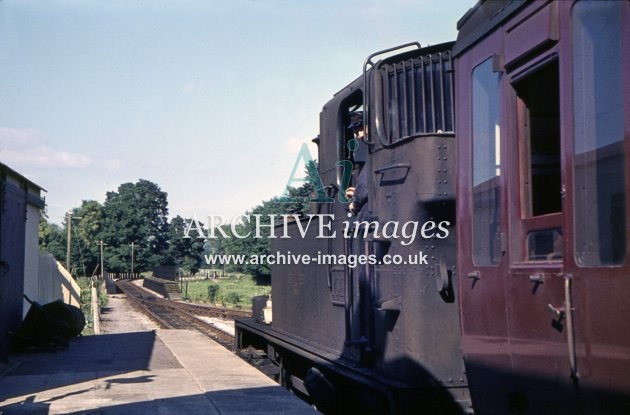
[115,279,281,382]
[176,300,250,320]
[115,279,239,350]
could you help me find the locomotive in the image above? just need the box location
[235,1,630,413]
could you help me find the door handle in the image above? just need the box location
[547,303,565,320]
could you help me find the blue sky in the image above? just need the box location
[0,0,471,225]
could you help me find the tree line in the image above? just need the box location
[39,179,205,277]
[39,162,318,282]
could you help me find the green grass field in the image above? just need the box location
[179,273,270,310]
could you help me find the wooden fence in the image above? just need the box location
[110,272,142,280]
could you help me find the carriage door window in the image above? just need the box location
[472,58,501,266]
[573,0,625,266]
[513,60,562,261]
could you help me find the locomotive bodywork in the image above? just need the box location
[236,41,468,414]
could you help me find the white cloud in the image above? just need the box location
[0,127,91,168]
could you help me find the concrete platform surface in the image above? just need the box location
[0,296,317,414]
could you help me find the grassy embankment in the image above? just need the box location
[180,273,270,310]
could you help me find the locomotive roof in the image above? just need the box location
[379,41,455,65]
[331,41,456,99]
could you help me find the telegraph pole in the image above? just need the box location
[130,241,135,276]
[65,213,82,274]
[66,213,72,272]
[100,240,105,279]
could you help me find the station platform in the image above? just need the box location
[0,294,317,414]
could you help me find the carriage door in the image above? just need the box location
[504,29,576,408]
[567,0,630,404]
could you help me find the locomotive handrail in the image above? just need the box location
[363,42,421,146]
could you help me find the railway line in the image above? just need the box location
[116,280,279,381]
[115,279,243,350]
[114,279,279,381]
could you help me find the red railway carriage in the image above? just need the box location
[455,0,630,413]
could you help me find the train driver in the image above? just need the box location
[345,111,368,218]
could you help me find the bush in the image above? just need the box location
[225,292,241,305]
[207,284,220,303]
[77,277,104,335]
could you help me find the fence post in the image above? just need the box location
[91,282,101,335]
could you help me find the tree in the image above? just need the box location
[278,159,320,213]
[39,203,104,277]
[165,215,205,275]
[69,200,105,277]
[101,179,169,273]
[220,160,320,283]
[39,209,66,261]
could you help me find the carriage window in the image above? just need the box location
[472,58,501,266]
[512,59,562,261]
[573,0,625,266]
[514,61,561,217]
[527,228,562,261]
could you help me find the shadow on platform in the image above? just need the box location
[0,331,180,401]
[0,386,312,415]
